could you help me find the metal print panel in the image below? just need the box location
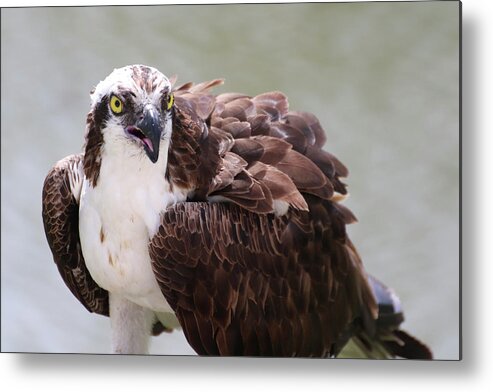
[1,1,460,359]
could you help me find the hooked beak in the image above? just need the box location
[126,106,163,163]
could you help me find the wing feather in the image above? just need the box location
[42,154,109,316]
[171,80,348,214]
[149,199,377,357]
[162,80,431,358]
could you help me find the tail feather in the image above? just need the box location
[337,275,433,359]
[383,330,433,359]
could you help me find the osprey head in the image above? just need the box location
[88,65,174,164]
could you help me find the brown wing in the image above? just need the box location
[170,82,348,215]
[42,154,109,316]
[165,80,431,358]
[149,198,377,357]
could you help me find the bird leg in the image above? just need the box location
[109,293,154,354]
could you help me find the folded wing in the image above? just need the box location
[149,199,377,357]
[42,154,109,316]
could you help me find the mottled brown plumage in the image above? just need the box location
[167,82,342,215]
[42,67,432,358]
[149,199,376,356]
[42,154,109,316]
[83,103,105,188]
[151,79,429,357]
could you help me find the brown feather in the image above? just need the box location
[83,97,108,187]
[247,161,308,211]
[276,149,334,199]
[42,154,109,316]
[252,91,289,121]
[149,201,378,357]
[221,98,256,122]
[222,121,252,139]
[216,92,249,105]
[268,122,308,152]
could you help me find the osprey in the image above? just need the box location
[42,65,431,358]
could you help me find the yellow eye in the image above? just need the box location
[166,93,174,110]
[110,95,123,114]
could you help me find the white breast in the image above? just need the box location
[78,139,187,313]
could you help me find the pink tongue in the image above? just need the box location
[142,137,154,152]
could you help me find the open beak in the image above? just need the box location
[126,105,163,163]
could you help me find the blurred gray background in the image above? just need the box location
[1,2,459,359]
